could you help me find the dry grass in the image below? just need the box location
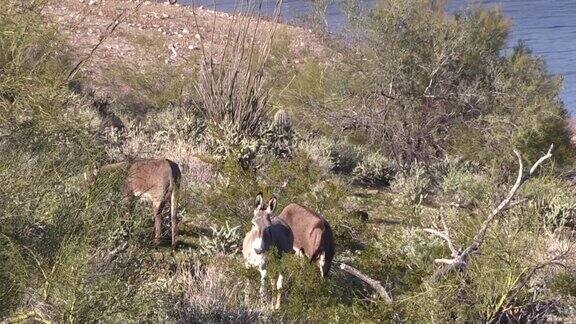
[175,256,267,322]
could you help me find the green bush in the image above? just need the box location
[522,174,576,229]
[197,222,242,257]
[390,161,431,204]
[440,166,492,207]
[352,151,396,186]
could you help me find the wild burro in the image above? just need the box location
[86,159,181,249]
[278,199,335,278]
[242,193,293,309]
[242,193,336,307]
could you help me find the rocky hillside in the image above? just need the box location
[44,0,326,97]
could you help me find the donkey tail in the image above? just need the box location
[169,161,181,250]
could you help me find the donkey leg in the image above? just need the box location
[258,265,267,299]
[318,252,326,278]
[170,189,178,250]
[274,273,284,310]
[121,196,135,240]
[152,201,163,246]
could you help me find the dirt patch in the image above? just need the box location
[43,0,328,97]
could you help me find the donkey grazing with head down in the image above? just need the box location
[242,193,293,309]
[86,159,181,249]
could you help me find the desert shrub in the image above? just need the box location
[153,102,206,144]
[195,8,275,164]
[0,3,181,321]
[175,255,265,322]
[264,250,374,322]
[276,0,572,170]
[352,151,396,186]
[0,2,99,317]
[197,222,242,257]
[522,175,576,229]
[279,60,347,134]
[299,136,336,174]
[390,161,431,204]
[356,227,444,295]
[298,135,359,176]
[440,166,492,207]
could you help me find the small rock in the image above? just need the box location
[161,13,170,19]
[168,43,178,59]
[182,28,189,34]
[88,0,98,5]
[194,33,201,41]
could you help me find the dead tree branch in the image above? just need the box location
[339,262,392,303]
[426,144,554,281]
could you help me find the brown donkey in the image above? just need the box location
[86,159,181,249]
[242,193,293,309]
[278,202,335,278]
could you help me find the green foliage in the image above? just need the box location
[357,227,443,294]
[551,272,576,297]
[440,164,492,207]
[265,250,373,322]
[522,174,576,228]
[352,151,396,186]
[391,161,431,204]
[198,222,242,257]
[278,0,572,170]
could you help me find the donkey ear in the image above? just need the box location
[255,192,264,209]
[267,196,277,213]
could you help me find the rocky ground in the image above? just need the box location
[43,0,328,98]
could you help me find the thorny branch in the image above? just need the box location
[425,144,554,280]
